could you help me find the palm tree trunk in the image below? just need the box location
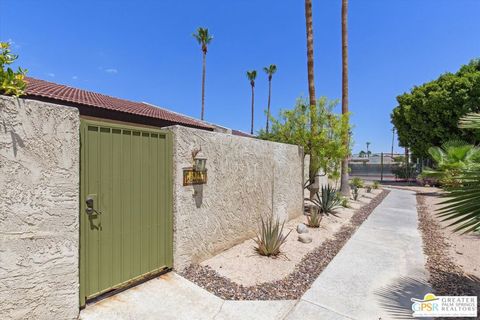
[251,85,255,135]
[201,51,206,120]
[266,79,272,133]
[340,0,350,196]
[305,0,318,199]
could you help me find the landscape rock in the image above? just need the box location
[296,223,308,234]
[298,234,313,243]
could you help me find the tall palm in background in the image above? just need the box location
[340,0,350,196]
[264,64,277,133]
[304,0,319,199]
[247,70,257,135]
[366,141,371,157]
[193,27,213,120]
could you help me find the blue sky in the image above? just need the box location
[1,0,479,153]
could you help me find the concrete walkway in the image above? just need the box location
[81,188,429,320]
[286,188,431,319]
[79,273,296,320]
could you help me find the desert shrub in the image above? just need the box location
[351,185,359,200]
[254,215,291,256]
[372,181,380,189]
[340,197,349,208]
[350,177,364,189]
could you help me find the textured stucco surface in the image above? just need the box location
[0,96,80,320]
[169,126,304,271]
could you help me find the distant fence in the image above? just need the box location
[349,153,409,181]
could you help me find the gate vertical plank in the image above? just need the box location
[87,126,100,296]
[111,129,122,285]
[132,132,142,277]
[150,134,160,270]
[122,130,132,282]
[158,136,166,266]
[99,127,113,291]
[140,133,150,274]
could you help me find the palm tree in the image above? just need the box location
[193,27,213,120]
[246,70,257,135]
[340,0,350,196]
[366,142,371,157]
[263,64,277,133]
[421,140,480,188]
[304,0,318,199]
[437,113,480,233]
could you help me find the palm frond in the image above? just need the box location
[246,70,257,81]
[459,112,480,129]
[438,169,480,233]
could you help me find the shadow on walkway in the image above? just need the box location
[374,274,431,320]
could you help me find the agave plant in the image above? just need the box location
[254,215,291,256]
[309,185,342,215]
[436,113,480,233]
[307,207,322,228]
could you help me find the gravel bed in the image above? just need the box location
[181,189,390,300]
[416,194,480,317]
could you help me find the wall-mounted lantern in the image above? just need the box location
[184,148,208,186]
[193,149,207,172]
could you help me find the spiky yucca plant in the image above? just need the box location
[307,207,322,227]
[310,185,341,214]
[254,215,291,256]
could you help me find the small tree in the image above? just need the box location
[0,42,27,96]
[258,97,350,194]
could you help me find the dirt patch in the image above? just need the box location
[416,191,480,316]
[181,189,390,300]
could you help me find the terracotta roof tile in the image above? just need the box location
[24,77,213,130]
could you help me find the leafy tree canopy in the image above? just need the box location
[391,59,480,158]
[258,97,350,183]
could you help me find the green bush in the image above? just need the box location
[350,177,364,189]
[254,215,291,256]
[0,42,27,96]
[372,181,380,189]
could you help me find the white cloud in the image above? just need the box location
[104,68,118,74]
[6,38,21,49]
[72,75,78,80]
[46,72,55,78]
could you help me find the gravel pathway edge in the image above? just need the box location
[416,193,480,317]
[181,189,391,300]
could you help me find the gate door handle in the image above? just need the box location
[86,194,101,215]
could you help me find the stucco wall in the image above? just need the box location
[169,126,304,271]
[0,96,80,320]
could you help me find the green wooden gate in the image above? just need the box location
[79,120,173,306]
